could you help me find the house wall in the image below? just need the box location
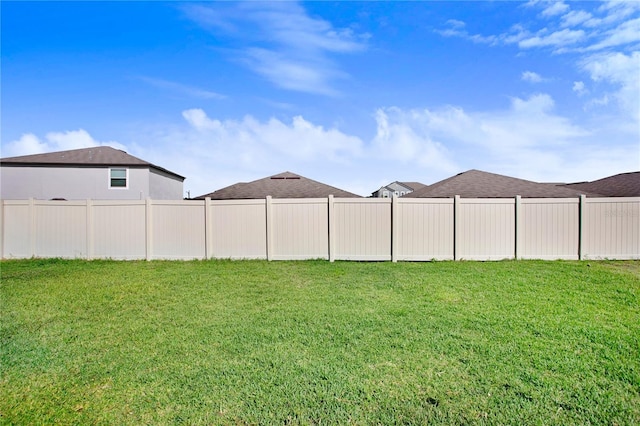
[0,165,151,200]
[372,182,412,198]
[1,197,638,261]
[149,168,184,200]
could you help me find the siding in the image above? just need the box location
[1,165,182,200]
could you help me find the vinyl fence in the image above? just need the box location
[1,196,638,261]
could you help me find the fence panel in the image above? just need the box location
[209,200,267,259]
[92,201,146,260]
[2,200,32,258]
[333,198,391,260]
[519,198,579,260]
[35,200,88,258]
[271,198,329,260]
[583,197,640,260]
[394,198,454,260]
[1,197,639,261]
[457,199,515,260]
[151,200,206,260]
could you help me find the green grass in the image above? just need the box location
[1,259,639,425]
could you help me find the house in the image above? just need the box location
[404,169,599,198]
[195,171,360,199]
[560,171,640,197]
[371,181,427,198]
[0,146,185,200]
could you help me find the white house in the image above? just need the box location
[0,146,185,200]
[371,181,427,198]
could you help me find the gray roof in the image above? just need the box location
[561,172,640,197]
[0,146,185,180]
[406,169,598,198]
[399,182,428,192]
[196,171,361,199]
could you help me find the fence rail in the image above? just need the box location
[1,196,638,261]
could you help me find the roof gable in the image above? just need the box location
[196,171,360,199]
[0,146,185,180]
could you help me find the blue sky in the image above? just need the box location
[2,1,639,197]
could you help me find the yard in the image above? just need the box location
[1,259,638,425]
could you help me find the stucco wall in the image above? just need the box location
[0,166,151,200]
[149,168,184,200]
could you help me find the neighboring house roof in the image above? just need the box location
[0,146,185,180]
[405,169,599,198]
[399,182,428,192]
[195,171,361,199]
[560,171,640,197]
[372,181,428,196]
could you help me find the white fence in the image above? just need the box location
[1,196,638,261]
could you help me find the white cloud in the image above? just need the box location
[371,108,458,172]
[138,95,636,195]
[561,10,593,27]
[2,134,49,157]
[3,129,126,158]
[573,81,588,96]
[6,94,637,197]
[181,108,363,161]
[580,51,640,120]
[137,76,225,100]
[519,28,585,49]
[438,1,639,52]
[182,2,367,96]
[522,71,544,83]
[597,1,640,24]
[541,1,570,17]
[139,109,367,196]
[586,17,640,51]
[366,94,636,183]
[446,19,466,29]
[243,48,343,96]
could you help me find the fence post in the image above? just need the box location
[145,198,153,261]
[205,197,212,260]
[454,195,460,261]
[0,199,4,260]
[29,198,36,258]
[515,195,521,260]
[578,194,586,260]
[266,196,273,261]
[391,195,398,262]
[86,199,94,260]
[328,195,335,262]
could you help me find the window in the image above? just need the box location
[110,168,127,188]
[382,191,389,198]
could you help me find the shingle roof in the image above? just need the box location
[405,169,598,198]
[0,146,185,180]
[561,171,640,197]
[399,182,428,192]
[195,171,361,199]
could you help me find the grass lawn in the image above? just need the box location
[1,259,639,425]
